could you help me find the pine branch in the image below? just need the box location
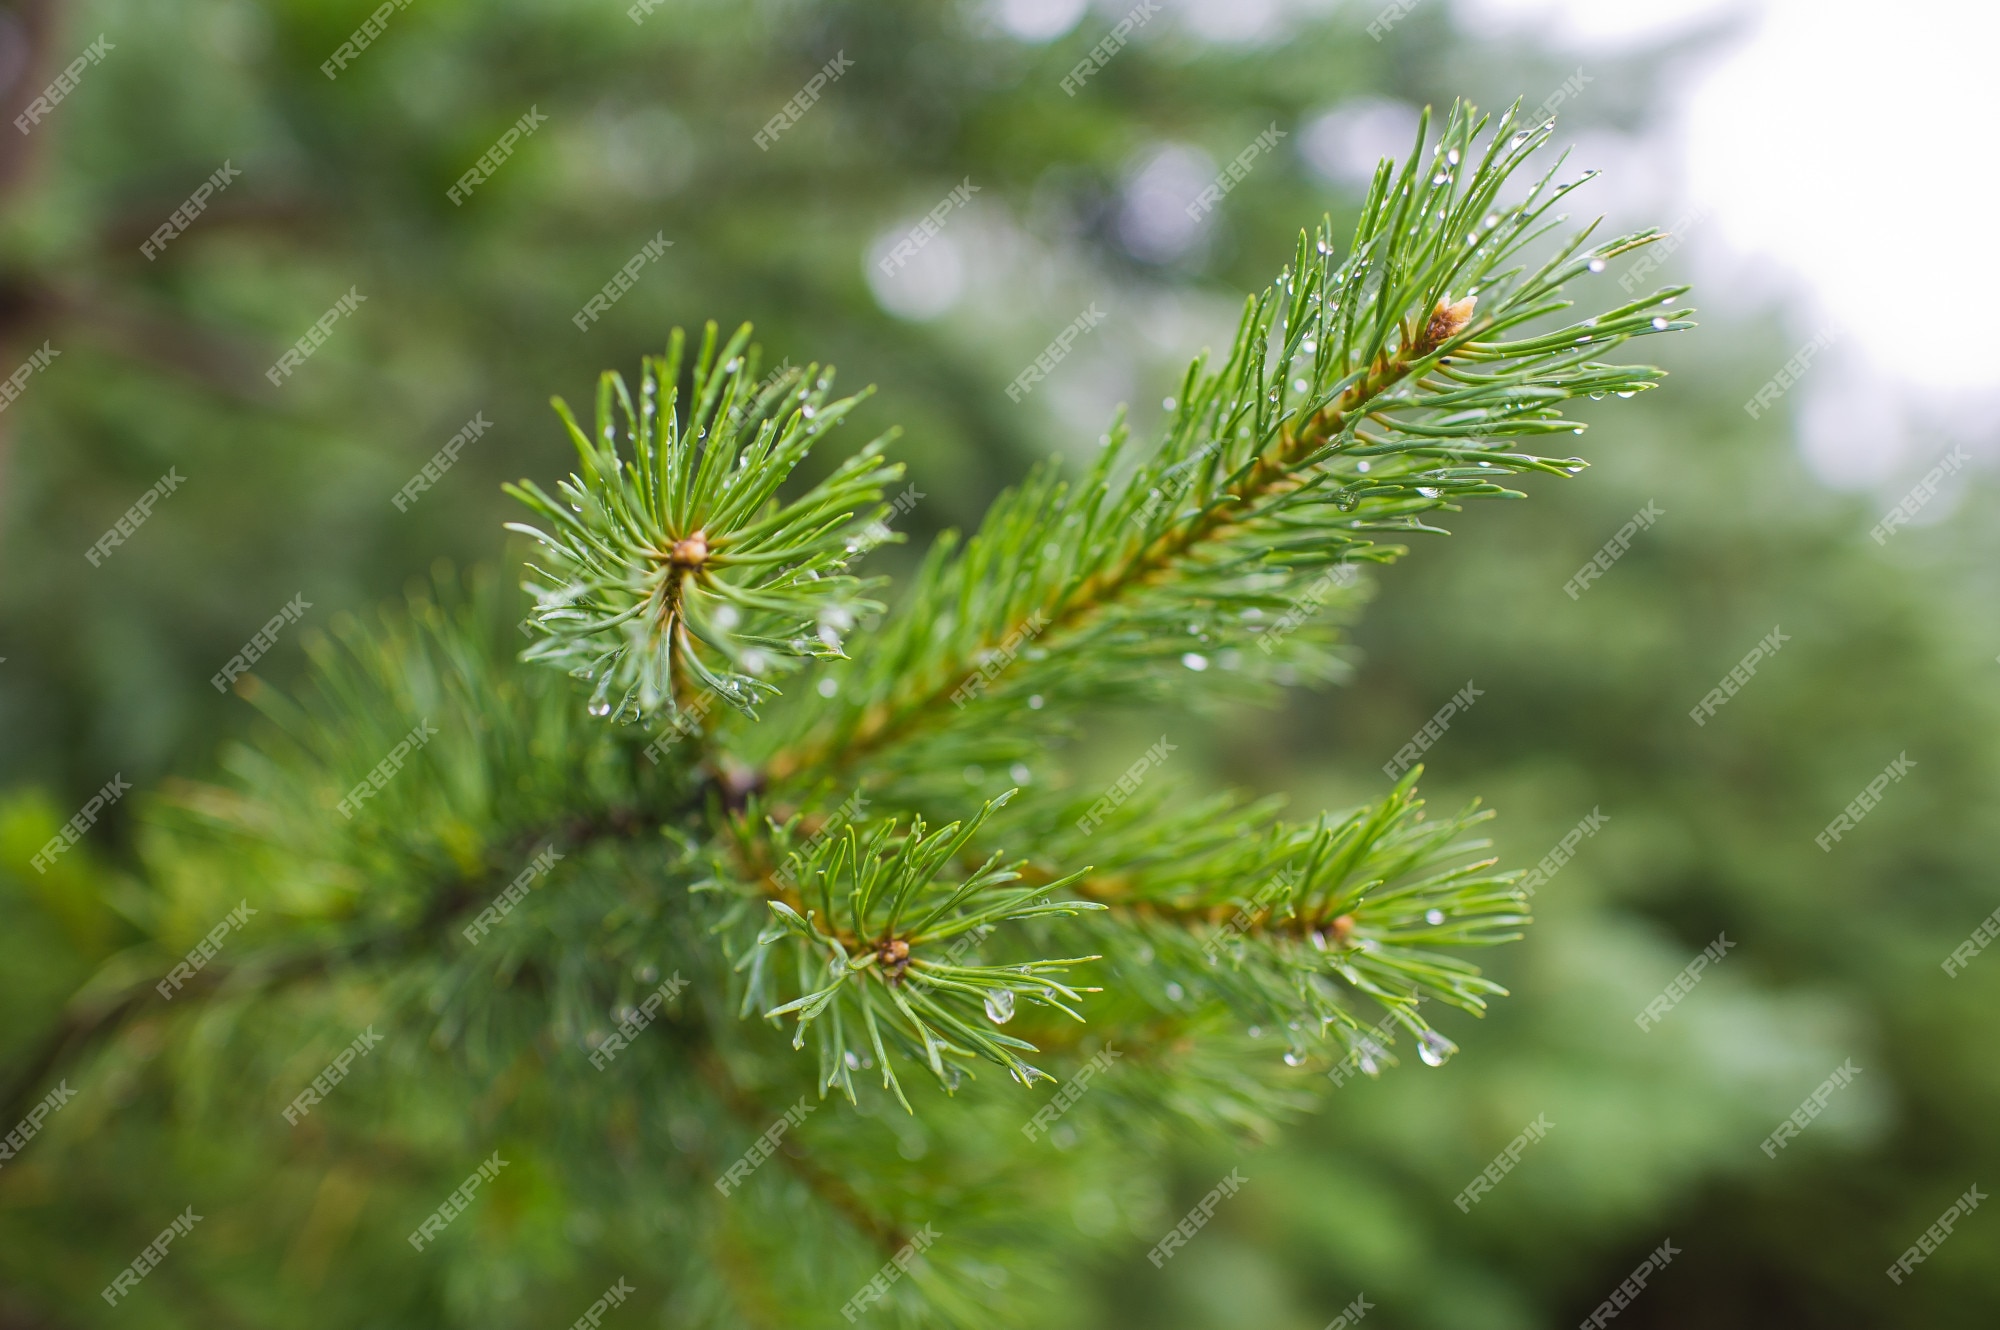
[1052,770,1524,1068]
[541,102,1681,1105]
[0,96,1700,1330]
[748,99,1690,794]
[489,99,1694,1110]
[9,101,1693,1139]
[507,322,903,721]
[718,790,1105,1106]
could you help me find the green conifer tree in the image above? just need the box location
[1,102,1688,1326]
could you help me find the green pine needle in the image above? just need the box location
[506,321,904,723]
[493,97,1693,1105]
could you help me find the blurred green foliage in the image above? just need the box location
[2,0,1997,1326]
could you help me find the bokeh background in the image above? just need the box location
[3,0,1997,1325]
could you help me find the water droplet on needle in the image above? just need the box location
[1417,1031,1455,1067]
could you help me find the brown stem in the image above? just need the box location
[761,348,1419,785]
[0,802,659,1146]
[730,822,1330,982]
[693,1048,909,1256]
[1052,868,1336,941]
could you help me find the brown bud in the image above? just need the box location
[1329,914,1357,945]
[878,936,912,983]
[1422,294,1478,352]
[669,531,709,569]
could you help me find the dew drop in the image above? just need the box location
[1417,1031,1456,1067]
[1028,694,1045,710]
[1651,317,1669,330]
[984,989,1016,1024]
[1162,397,1177,411]
[1247,1025,1263,1039]
[1425,908,1446,925]
[1293,378,1309,392]
[1010,763,1032,785]
[1588,258,1606,272]
[1283,1050,1305,1067]
[844,1050,862,1069]
[817,677,839,698]
[1355,461,1370,473]
[1164,981,1185,1001]
[1356,1038,1385,1077]
[1182,652,1209,671]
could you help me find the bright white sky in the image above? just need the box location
[974,0,1997,486]
[1458,0,2000,394]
